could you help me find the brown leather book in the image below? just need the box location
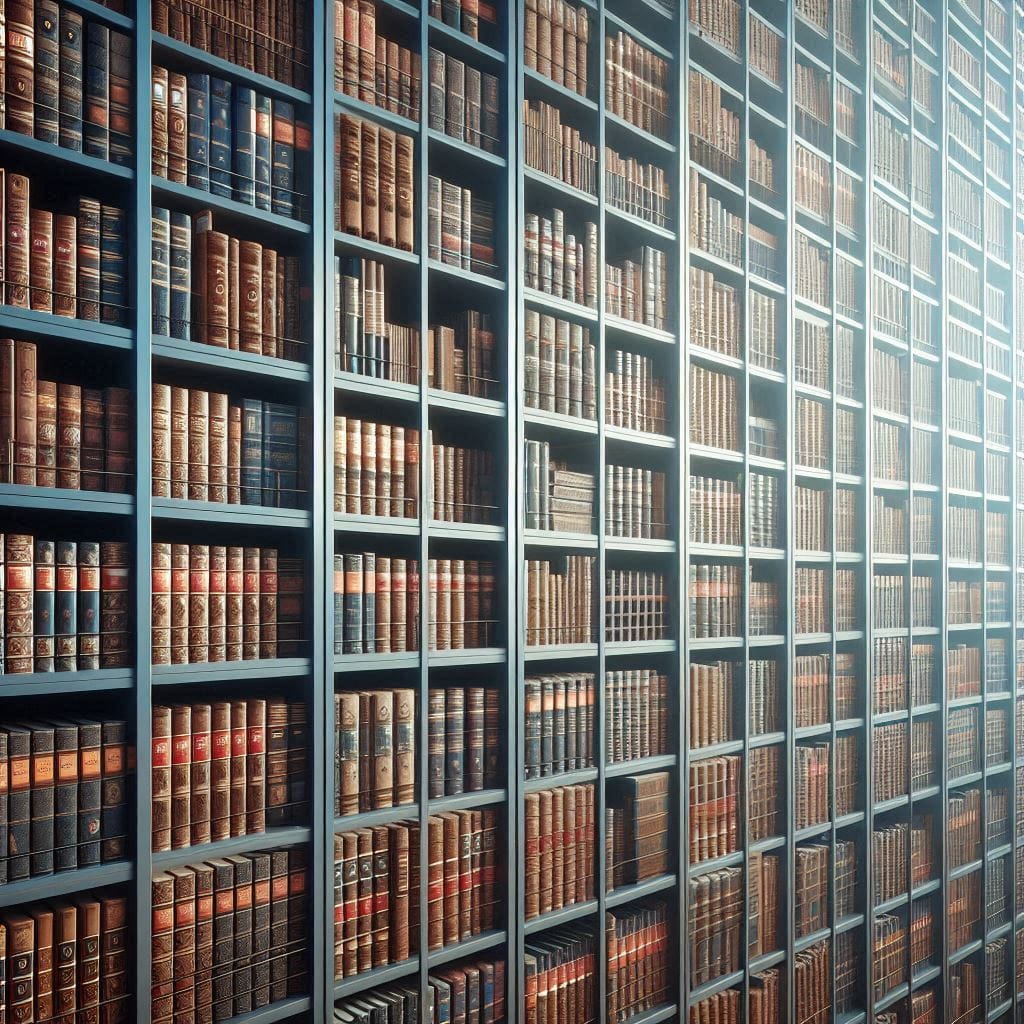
[239,240,263,355]
[151,704,173,851]
[189,703,212,847]
[188,544,209,664]
[187,388,209,502]
[426,815,444,951]
[30,209,54,313]
[261,247,278,358]
[208,545,226,663]
[152,383,172,497]
[0,340,15,484]
[207,393,228,504]
[151,874,175,1022]
[167,72,189,184]
[441,812,461,946]
[209,700,232,841]
[30,907,54,1022]
[339,114,363,235]
[169,867,196,1020]
[370,690,394,809]
[228,235,240,351]
[242,546,260,659]
[54,214,78,319]
[245,698,266,834]
[396,133,415,250]
[4,173,31,309]
[355,827,373,973]
[229,700,247,836]
[360,120,380,241]
[72,896,100,1016]
[196,215,230,348]
[168,542,188,666]
[393,688,415,805]
[13,340,36,487]
[226,546,244,660]
[370,825,390,966]
[387,821,411,962]
[192,862,215,1019]
[378,128,397,247]
[104,385,132,493]
[169,386,189,500]
[170,704,192,849]
[259,548,278,659]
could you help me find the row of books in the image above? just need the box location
[604,32,670,141]
[152,386,303,507]
[688,866,741,987]
[334,417,420,518]
[151,544,304,665]
[523,0,591,98]
[151,845,310,1023]
[689,171,743,266]
[335,114,416,252]
[524,672,595,779]
[427,311,498,399]
[605,466,667,540]
[2,3,131,164]
[523,311,596,420]
[152,699,307,853]
[606,349,665,435]
[335,958,505,1024]
[152,207,305,360]
[606,901,671,1023]
[1,172,127,325]
[525,555,593,647]
[334,554,498,654]
[154,0,309,88]
[525,440,593,534]
[151,68,310,218]
[523,783,595,920]
[605,569,669,643]
[605,771,670,888]
[688,755,738,864]
[689,364,738,452]
[428,176,497,276]
[1,535,127,674]
[0,718,127,881]
[604,247,670,331]
[2,893,128,1024]
[428,48,500,153]
[429,438,498,525]
[0,340,131,492]
[690,268,740,359]
[689,71,740,181]
[523,207,598,308]
[605,150,671,228]
[523,99,596,195]
[334,0,422,121]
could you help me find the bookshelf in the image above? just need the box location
[0,0,1021,1022]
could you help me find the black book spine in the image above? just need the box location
[34,1,61,145]
[100,720,127,861]
[52,723,78,872]
[59,10,85,151]
[83,22,110,160]
[28,725,55,876]
[75,721,102,866]
[5,728,31,880]
[186,72,211,190]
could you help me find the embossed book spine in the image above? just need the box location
[250,851,271,1007]
[192,862,214,1022]
[104,385,132,492]
[52,901,76,1022]
[108,29,132,165]
[186,72,210,189]
[229,700,247,837]
[50,722,78,872]
[169,704,191,850]
[167,72,188,184]
[229,853,254,1015]
[4,174,31,309]
[210,859,234,1021]
[245,698,266,833]
[3,727,30,879]
[98,202,126,325]
[83,23,110,159]
[226,546,243,660]
[209,701,231,842]
[76,196,101,321]
[188,543,209,665]
[169,868,196,1021]
[32,540,55,675]
[99,540,129,668]
[99,719,126,859]
[208,77,233,198]
[207,545,226,663]
[187,703,211,848]
[2,911,33,1023]
[30,206,54,315]
[242,547,260,659]
[254,94,273,211]
[75,540,99,670]
[11,341,36,487]
[35,380,57,490]
[169,210,191,339]
[5,3,36,135]
[271,100,296,217]
[269,848,290,999]
[152,66,169,179]
[259,548,278,658]
[233,87,256,205]
[4,535,32,674]
[0,734,7,885]
[28,723,55,875]
[151,875,175,1021]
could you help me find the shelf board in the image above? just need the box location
[427,788,506,814]
[334,90,420,134]
[152,658,312,687]
[334,804,419,831]
[523,67,599,114]
[0,668,133,697]
[523,899,599,935]
[0,306,133,350]
[426,929,507,967]
[223,998,313,1024]
[0,485,133,517]
[524,643,599,663]
[152,498,311,530]
[153,336,312,384]
[152,178,311,238]
[334,231,420,265]
[152,33,312,106]
[334,513,420,536]
[523,766,599,793]
[523,167,599,208]
[151,825,312,870]
[428,259,507,292]
[334,958,419,1001]
[0,859,133,908]
[335,652,420,673]
[427,16,507,65]
[0,128,134,182]
[605,873,677,909]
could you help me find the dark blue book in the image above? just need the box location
[58,10,85,151]
[431,977,451,1024]
[83,22,109,160]
[233,87,257,206]
[240,398,264,505]
[186,72,211,190]
[34,1,61,146]
[342,554,363,655]
[99,204,127,325]
[208,77,233,197]
[151,208,171,336]
[254,94,273,211]
[361,551,375,654]
[33,541,55,673]
[271,100,295,218]
[262,402,299,509]
[108,30,132,166]
[55,542,77,673]
[169,211,192,340]
[333,555,345,656]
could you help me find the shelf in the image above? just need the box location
[151,825,312,869]
[334,959,419,1001]
[0,668,134,697]
[152,498,311,529]
[0,860,133,908]
[0,306,133,350]
[153,336,312,384]
[152,658,312,687]
[0,485,133,517]
[0,128,134,182]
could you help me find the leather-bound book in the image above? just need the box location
[35,381,57,488]
[242,547,260,659]
[4,535,32,674]
[208,545,226,662]
[269,848,290,999]
[168,210,191,339]
[254,94,273,212]
[108,30,132,165]
[360,123,379,237]
[271,101,296,218]
[104,386,132,492]
[249,851,271,1007]
[152,67,170,179]
[79,388,104,491]
[371,825,390,966]
[169,386,189,500]
[33,540,56,672]
[186,72,210,190]
[188,389,210,502]
[261,247,278,358]
[99,541,129,668]
[370,690,393,809]
[338,114,362,236]
[445,686,464,796]
[228,235,240,351]
[209,858,234,1021]
[209,701,231,842]
[229,700,247,837]
[378,128,397,247]
[0,734,8,885]
[76,541,99,669]
[0,341,14,484]
[441,812,461,947]
[188,544,209,664]
[244,698,266,834]
[287,702,308,819]
[53,385,80,484]
[388,821,411,963]
[151,874,175,1021]
[233,87,256,206]
[208,77,232,199]
[228,853,254,1015]
[225,547,243,660]
[195,213,230,348]
[51,901,77,1022]
[466,687,484,791]
[338,830,358,978]
[5,2,35,134]
[205,392,227,504]
[188,704,211,847]
[3,173,30,310]
[72,895,100,1015]
[264,700,289,828]
[152,384,172,497]
[24,723,54,876]
[169,867,197,1021]
[169,704,191,850]
[30,209,54,313]
[13,339,36,488]
[396,133,415,250]
[286,846,309,993]
[151,542,172,666]
[355,827,373,972]
[335,692,359,816]
[3,727,31,882]
[167,73,189,184]
[393,688,415,805]
[238,241,263,355]
[47,721,77,872]
[76,196,101,321]
[192,862,214,1021]
[258,548,278,658]
[83,23,110,159]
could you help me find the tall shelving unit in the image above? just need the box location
[2,0,1024,1022]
